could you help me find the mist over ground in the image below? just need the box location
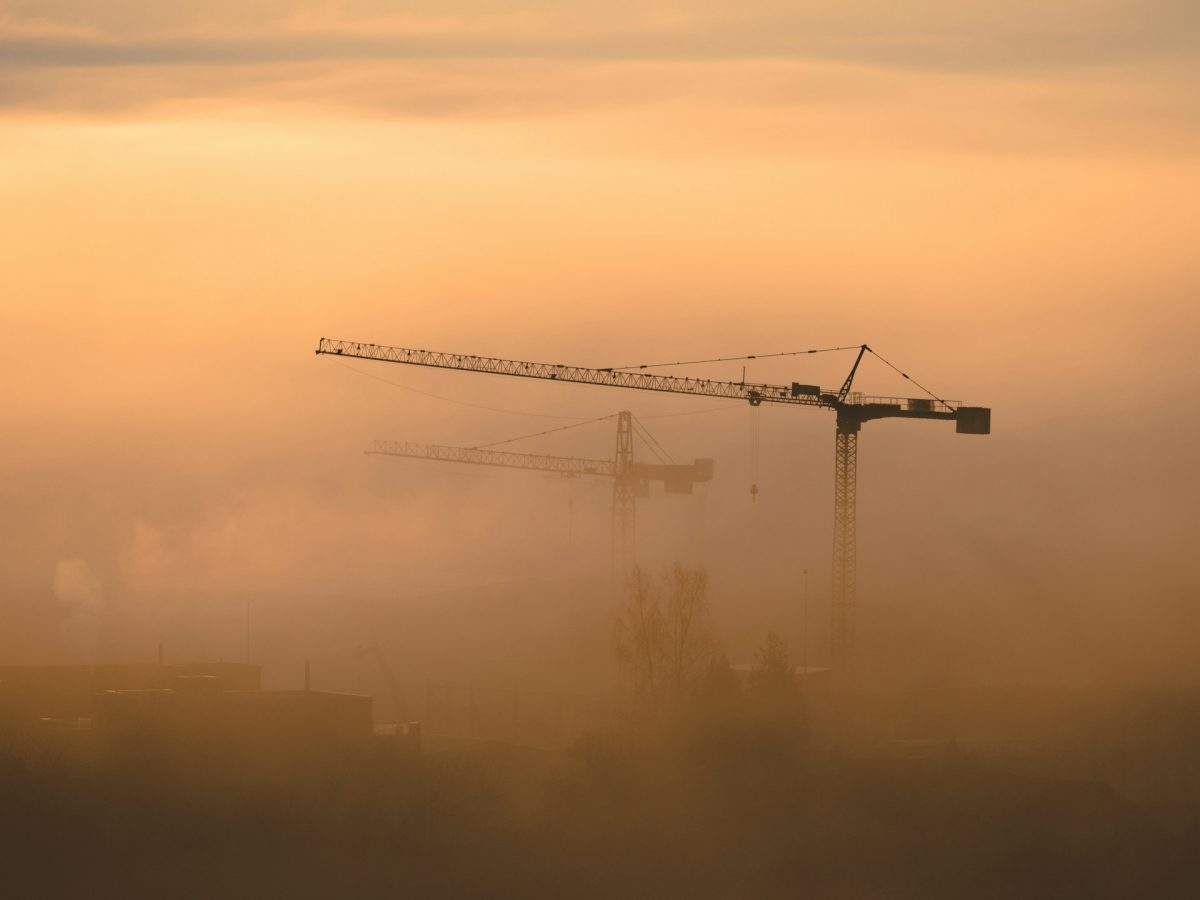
[2,2,1198,896]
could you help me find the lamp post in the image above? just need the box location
[802,568,809,675]
[245,598,253,663]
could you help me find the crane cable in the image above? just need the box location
[638,403,742,419]
[610,344,954,409]
[607,345,861,371]
[329,358,593,421]
[330,358,742,421]
[749,404,761,503]
[631,417,675,465]
[864,347,953,409]
[334,340,951,422]
[630,421,667,464]
[471,413,618,450]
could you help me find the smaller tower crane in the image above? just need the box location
[367,411,714,571]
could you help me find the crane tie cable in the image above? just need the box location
[471,414,618,450]
[605,345,861,371]
[631,417,675,464]
[865,348,953,408]
[332,358,742,422]
[638,403,742,419]
[336,341,952,417]
[330,359,593,420]
[632,426,668,464]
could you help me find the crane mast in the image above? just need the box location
[613,411,636,574]
[320,338,989,672]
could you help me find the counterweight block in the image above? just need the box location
[955,406,991,435]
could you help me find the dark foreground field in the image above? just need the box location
[2,714,1195,900]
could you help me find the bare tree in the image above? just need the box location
[748,630,796,698]
[613,565,666,705]
[613,564,714,707]
[662,563,715,698]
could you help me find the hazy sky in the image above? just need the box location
[1,2,1197,686]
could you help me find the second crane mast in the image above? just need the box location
[318,338,990,671]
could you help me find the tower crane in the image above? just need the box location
[317,338,990,671]
[365,411,715,572]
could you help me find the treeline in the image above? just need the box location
[0,565,1193,897]
[0,715,1187,898]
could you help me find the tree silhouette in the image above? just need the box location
[612,565,667,706]
[748,631,796,698]
[613,563,715,708]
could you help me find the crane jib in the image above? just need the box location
[366,440,716,487]
[317,337,824,406]
[367,440,619,478]
[316,337,985,428]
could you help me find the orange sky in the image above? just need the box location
[1,2,1197,684]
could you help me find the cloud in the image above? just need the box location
[1,10,1196,72]
[0,2,1194,131]
[1,2,1197,76]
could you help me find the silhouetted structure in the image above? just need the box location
[367,410,714,572]
[0,662,261,724]
[317,338,990,673]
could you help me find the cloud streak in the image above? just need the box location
[1,23,1197,74]
[0,2,1194,128]
[2,1,1198,73]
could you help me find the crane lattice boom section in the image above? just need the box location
[317,338,963,418]
[368,440,615,478]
